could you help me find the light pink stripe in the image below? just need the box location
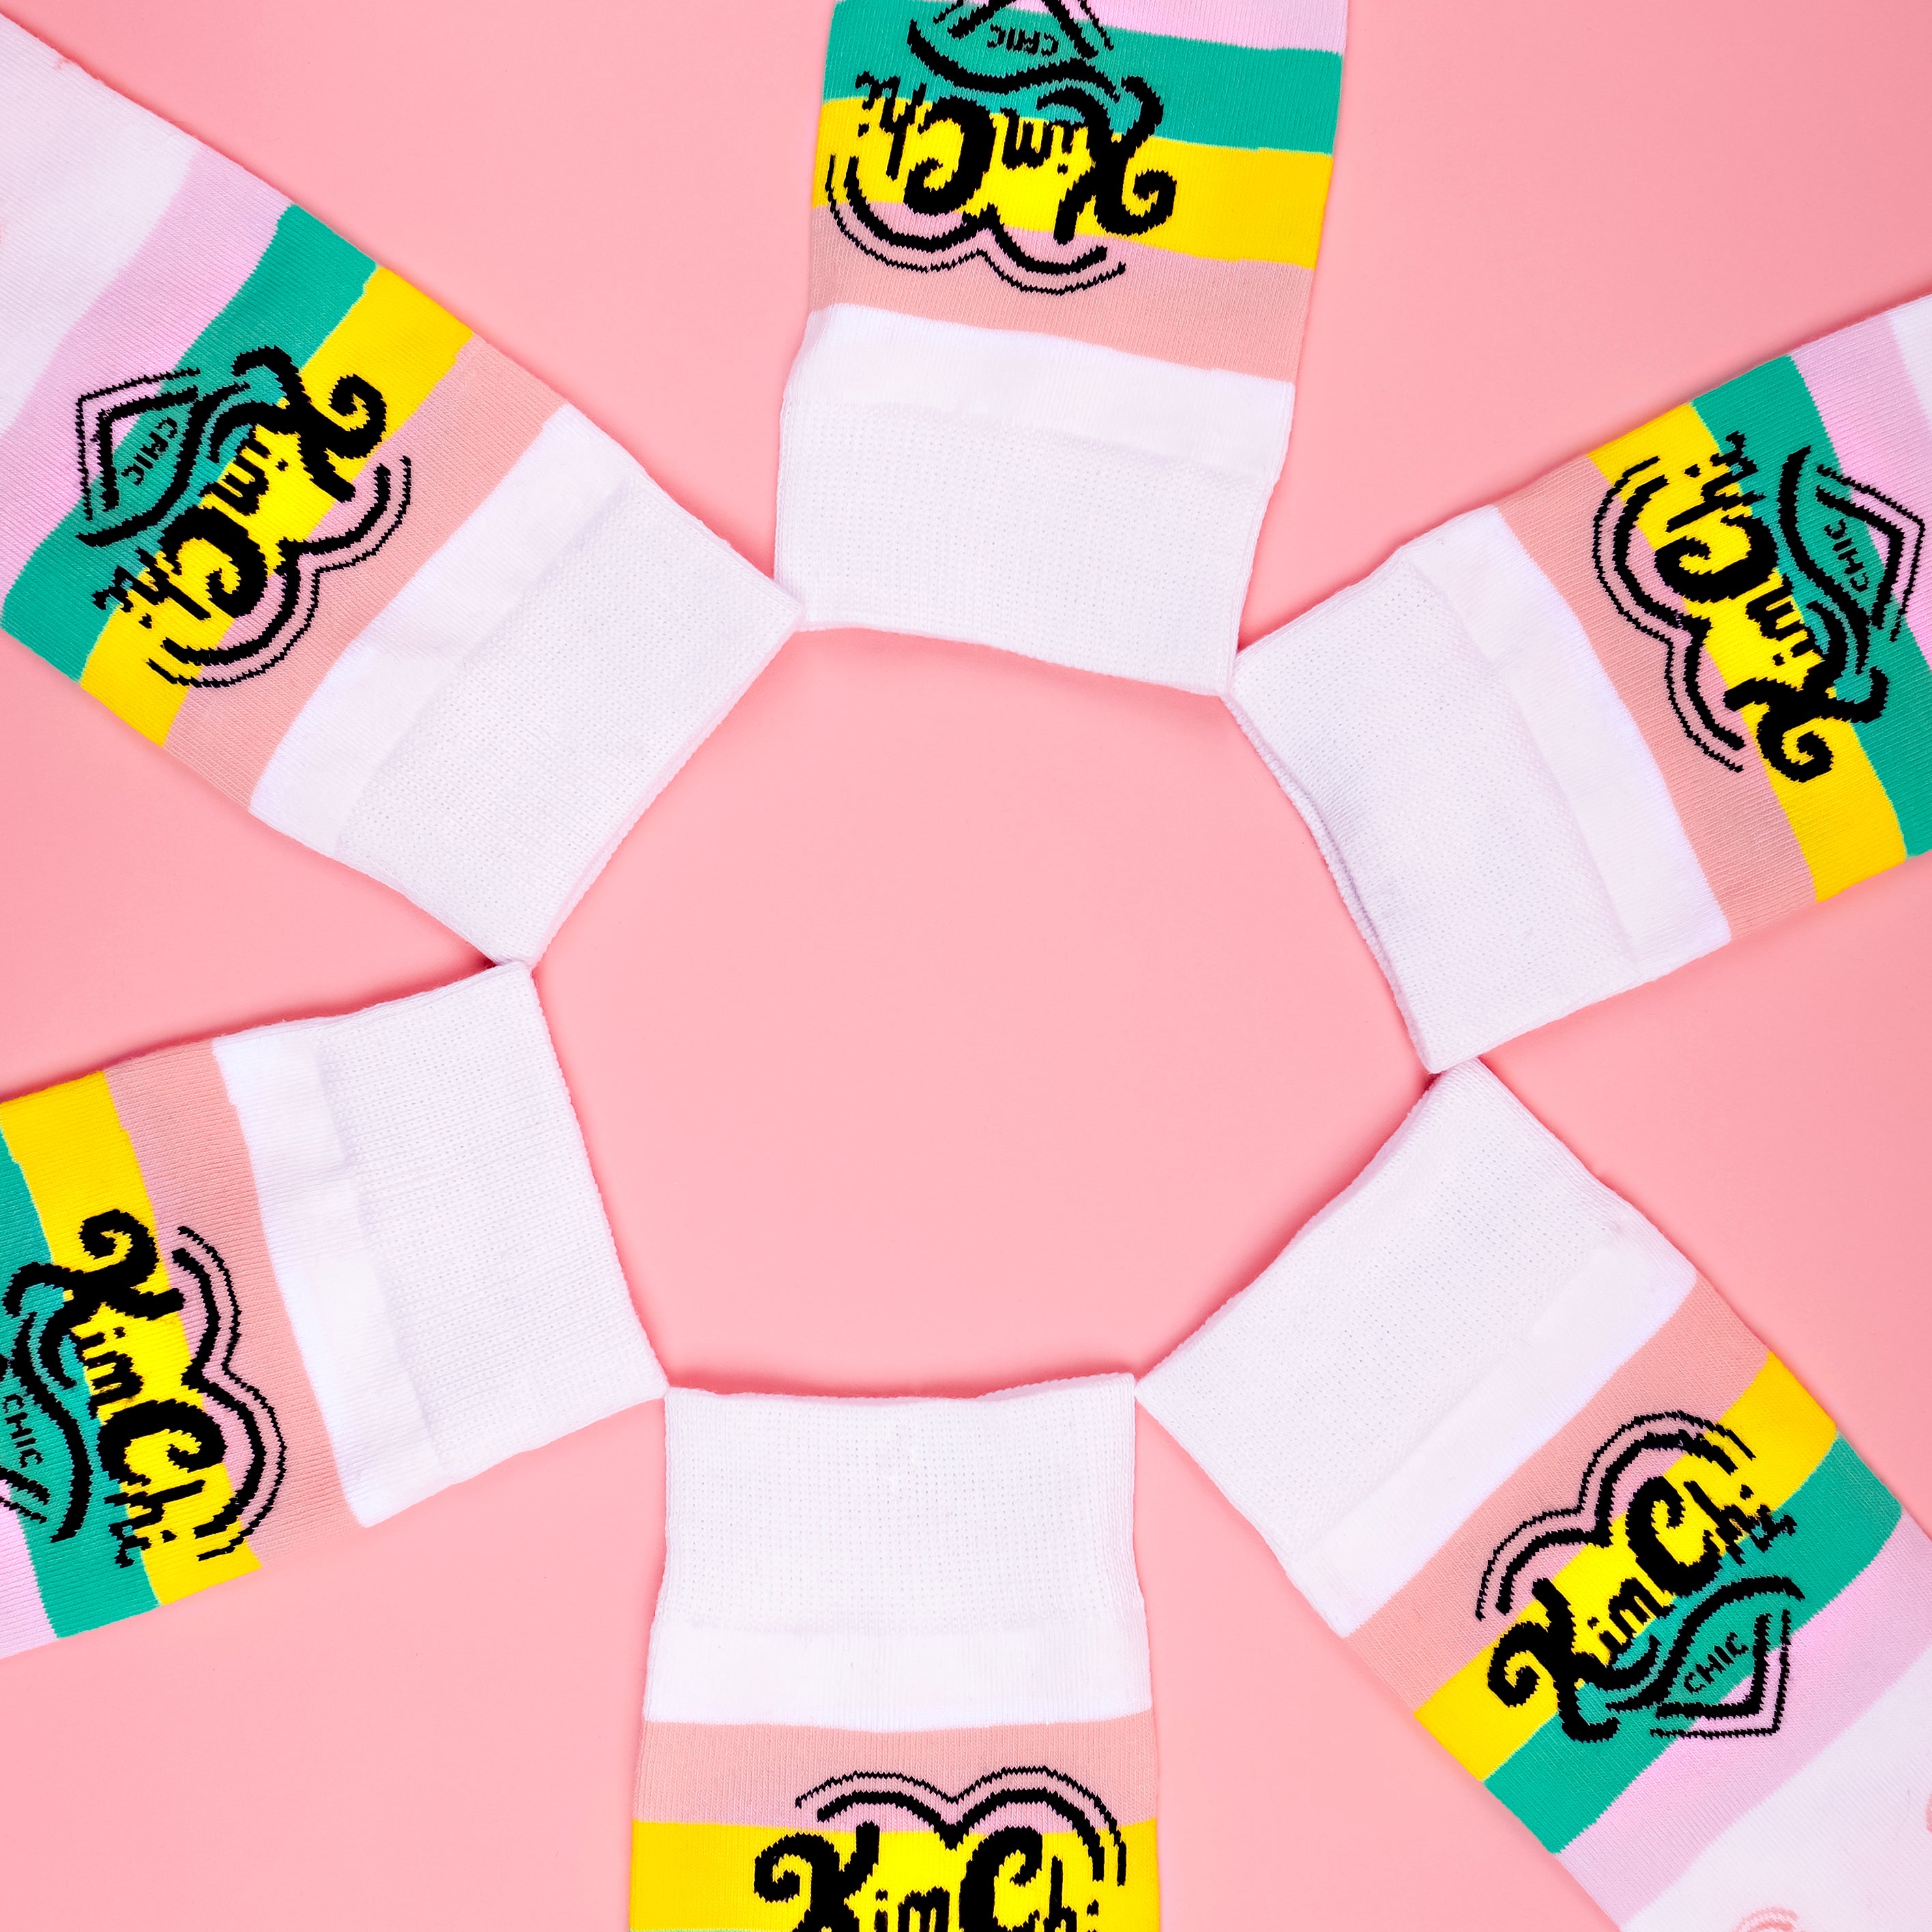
[634,1712,1158,1828]
[0,1506,55,1660]
[1499,458,1815,939]
[0,145,287,602]
[105,1040,357,1564]
[1560,1512,1932,1923]
[1794,317,1932,674]
[810,208,1312,383]
[1008,0,1347,53]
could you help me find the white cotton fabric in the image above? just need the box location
[1229,510,1728,1069]
[776,304,1292,694]
[0,16,195,439]
[253,409,799,963]
[213,965,664,1525]
[1888,291,1932,424]
[645,1375,1151,1731]
[1136,1063,1693,1634]
[1627,1638,1932,1931]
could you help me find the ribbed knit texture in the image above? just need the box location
[1233,288,1932,1065]
[629,1377,1160,1932]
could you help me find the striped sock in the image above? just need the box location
[629,1377,1159,1932]
[1139,1064,1932,1930]
[0,965,661,1656]
[1231,291,1932,1068]
[776,0,1345,693]
[0,15,799,963]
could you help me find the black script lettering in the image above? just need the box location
[753,1826,881,1932]
[1627,1474,1726,1598]
[960,1825,1044,1932]
[208,346,386,505]
[1042,77,1173,241]
[899,1890,950,1932]
[1488,1577,1656,1744]
[906,96,999,214]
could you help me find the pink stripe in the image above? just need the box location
[1794,317,1932,673]
[1500,457,1815,939]
[634,1712,1158,1828]
[104,1041,357,1564]
[1008,0,1347,53]
[164,338,560,803]
[1560,1512,1932,1923]
[810,208,1312,383]
[0,145,286,602]
[0,1505,55,1661]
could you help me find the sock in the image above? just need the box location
[774,0,1345,693]
[1139,1064,1932,1929]
[1230,290,1932,1068]
[0,964,662,1657]
[0,16,800,964]
[629,1377,1159,1932]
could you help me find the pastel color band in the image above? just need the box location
[822,0,1342,152]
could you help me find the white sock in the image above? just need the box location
[1140,1064,1932,1929]
[630,1375,1160,1931]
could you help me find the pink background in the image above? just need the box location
[3,0,1931,1924]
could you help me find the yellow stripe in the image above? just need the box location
[1590,405,1906,896]
[1417,1357,1836,1781]
[631,1817,1159,1932]
[0,1074,258,1605]
[813,97,1330,268]
[80,268,472,743]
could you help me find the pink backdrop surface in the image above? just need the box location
[3,1,1931,1926]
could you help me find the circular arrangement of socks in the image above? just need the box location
[2,9,1929,1931]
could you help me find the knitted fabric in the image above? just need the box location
[0,966,662,1658]
[775,0,1345,692]
[0,15,800,963]
[628,1377,1158,1931]
[1139,1064,1932,1930]
[1232,291,1932,1068]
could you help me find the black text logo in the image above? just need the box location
[755,1763,1135,1931]
[1594,431,1921,782]
[75,348,411,687]
[825,1,1176,293]
[1,1212,286,1566]
[1479,1413,1801,1744]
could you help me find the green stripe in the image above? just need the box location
[1484,1437,1902,1852]
[0,1137,158,1638]
[823,0,1341,154]
[1,205,375,682]
[1692,357,1932,856]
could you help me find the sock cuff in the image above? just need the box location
[645,1375,1150,1729]
[212,965,664,1524]
[1231,288,1932,1066]
[1137,1063,1695,1634]
[777,306,1289,692]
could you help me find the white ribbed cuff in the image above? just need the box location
[212,965,664,1525]
[1229,506,1729,1069]
[776,305,1292,694]
[252,410,800,964]
[1137,1064,1693,1635]
[645,1375,1150,1731]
